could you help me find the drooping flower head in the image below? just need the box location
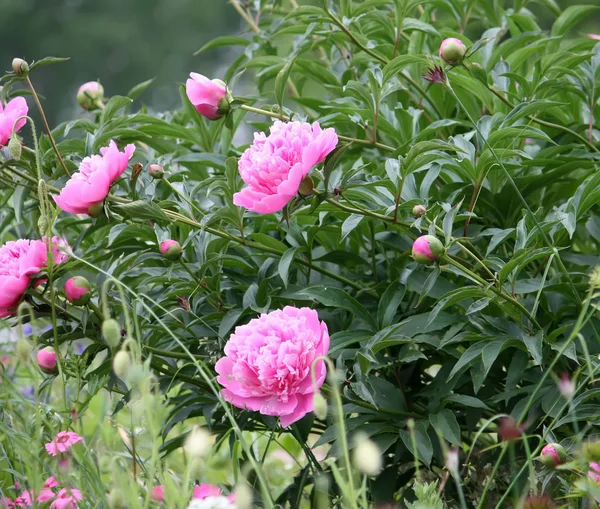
[216,306,330,427]
[233,121,338,214]
[45,431,83,456]
[0,237,70,317]
[53,141,135,216]
[13,491,32,507]
[0,97,28,147]
[185,73,231,120]
[49,489,81,509]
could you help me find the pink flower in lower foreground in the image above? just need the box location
[233,121,338,214]
[45,431,83,456]
[13,491,31,507]
[53,140,135,216]
[0,97,28,147]
[193,484,222,500]
[589,462,600,483]
[49,489,81,509]
[151,486,164,502]
[37,489,55,504]
[216,306,330,427]
[0,237,70,317]
[185,73,229,120]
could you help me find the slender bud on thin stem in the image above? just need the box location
[313,392,328,420]
[352,432,382,477]
[113,350,131,379]
[148,164,164,180]
[8,136,22,160]
[102,318,121,348]
[184,426,212,459]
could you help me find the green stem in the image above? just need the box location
[163,177,205,218]
[145,345,207,360]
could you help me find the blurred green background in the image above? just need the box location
[0,0,598,125]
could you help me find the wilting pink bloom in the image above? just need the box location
[0,97,28,147]
[193,484,222,499]
[588,34,600,41]
[49,489,81,509]
[151,486,164,502]
[13,491,31,507]
[0,237,69,317]
[53,141,135,216]
[185,73,228,120]
[233,121,338,214]
[45,431,83,456]
[589,462,600,483]
[216,306,330,427]
[36,347,57,374]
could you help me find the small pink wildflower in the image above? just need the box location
[45,431,83,456]
[49,489,81,509]
[193,484,222,499]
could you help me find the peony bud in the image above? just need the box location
[37,216,49,236]
[15,338,32,363]
[112,350,131,379]
[12,58,29,75]
[439,38,467,65]
[36,346,57,374]
[185,73,232,120]
[8,136,22,160]
[539,443,566,468]
[148,164,164,180]
[160,240,182,261]
[64,276,92,306]
[558,373,575,401]
[184,427,212,458]
[411,235,444,263]
[313,392,328,420]
[88,201,104,218]
[102,318,121,348]
[352,432,382,477]
[76,81,105,111]
[298,175,314,196]
[412,204,426,217]
[150,486,164,502]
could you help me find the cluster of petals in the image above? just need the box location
[0,96,28,147]
[45,431,83,456]
[589,462,600,483]
[233,120,338,214]
[0,237,70,317]
[216,306,330,427]
[0,477,65,508]
[53,140,135,215]
[151,484,234,506]
[50,489,82,509]
[185,73,227,120]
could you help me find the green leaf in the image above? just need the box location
[430,410,461,445]
[278,247,298,288]
[377,281,406,329]
[399,421,433,466]
[127,78,155,100]
[29,56,70,71]
[274,54,297,111]
[442,200,463,243]
[427,287,487,328]
[341,214,364,241]
[101,96,133,123]
[113,200,170,223]
[444,394,491,410]
[193,36,250,55]
[382,55,427,84]
[551,5,600,37]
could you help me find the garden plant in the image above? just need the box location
[1,0,600,507]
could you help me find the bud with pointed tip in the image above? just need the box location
[148,164,164,180]
[113,350,131,378]
[439,38,467,65]
[77,81,105,111]
[36,346,57,374]
[8,137,22,160]
[539,443,566,468]
[313,392,328,420]
[352,432,382,476]
[411,235,444,263]
[412,204,426,217]
[160,240,182,261]
[102,318,121,348]
[12,58,29,75]
[64,276,92,306]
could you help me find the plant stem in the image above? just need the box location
[230,0,260,33]
[145,345,207,360]
[25,76,71,176]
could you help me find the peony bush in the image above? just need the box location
[1,0,600,507]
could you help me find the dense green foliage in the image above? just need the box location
[2,0,600,507]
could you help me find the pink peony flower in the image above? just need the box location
[151,486,164,502]
[216,306,330,427]
[53,140,135,216]
[0,237,69,317]
[0,97,28,148]
[185,73,228,120]
[589,462,600,483]
[193,484,222,499]
[45,431,83,456]
[49,489,81,509]
[439,37,467,65]
[37,347,57,374]
[411,235,444,264]
[233,121,338,214]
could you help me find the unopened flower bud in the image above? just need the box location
[112,350,131,379]
[102,318,121,348]
[87,201,104,218]
[37,216,49,236]
[8,136,21,160]
[148,164,164,180]
[64,276,92,306]
[313,392,328,420]
[412,204,426,217]
[184,427,212,458]
[411,235,444,264]
[160,240,182,261]
[539,443,566,468]
[77,81,105,111]
[36,346,57,374]
[12,58,29,75]
[352,432,382,476]
[439,38,467,65]
[298,175,314,196]
[558,373,575,401]
[15,338,32,363]
[234,481,253,509]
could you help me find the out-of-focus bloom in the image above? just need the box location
[186,497,235,509]
[233,121,338,214]
[424,65,446,85]
[411,235,444,263]
[0,97,28,147]
[0,498,15,508]
[523,495,556,509]
[45,431,83,456]
[36,347,57,374]
[76,81,104,111]
[216,306,330,427]
[44,477,59,489]
[185,73,231,120]
[193,485,223,500]
[13,491,32,507]
[588,462,600,483]
[53,140,135,216]
[49,489,82,509]
[439,37,467,65]
[159,240,182,261]
[352,432,382,476]
[185,428,212,459]
[539,443,566,467]
[588,34,600,41]
[445,448,459,476]
[64,276,91,306]
[558,372,575,400]
[151,486,164,502]
[498,417,524,441]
